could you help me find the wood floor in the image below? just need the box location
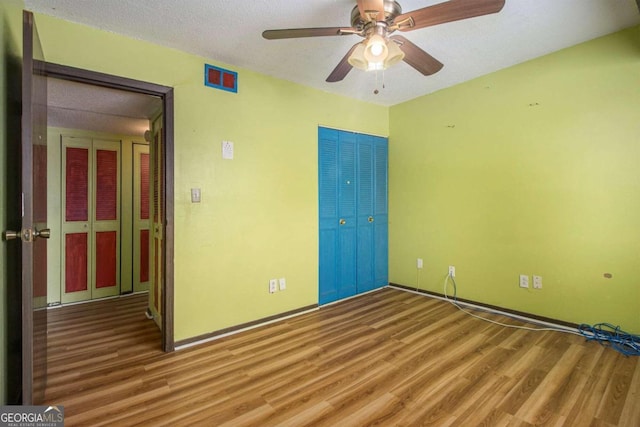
[45,288,640,426]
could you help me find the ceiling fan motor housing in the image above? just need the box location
[350,0,403,32]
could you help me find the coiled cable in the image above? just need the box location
[578,323,640,357]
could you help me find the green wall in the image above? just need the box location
[389,26,640,333]
[32,13,389,341]
[0,0,23,404]
[2,8,638,392]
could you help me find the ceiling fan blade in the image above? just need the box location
[395,0,505,32]
[326,43,360,83]
[262,27,356,40]
[391,35,443,76]
[357,0,386,22]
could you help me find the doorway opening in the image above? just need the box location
[43,62,174,351]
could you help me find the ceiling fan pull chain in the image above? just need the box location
[374,70,379,94]
[373,69,386,95]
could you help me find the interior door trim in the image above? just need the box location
[21,9,36,405]
[43,61,175,352]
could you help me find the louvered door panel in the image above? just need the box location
[319,128,340,304]
[92,140,120,299]
[318,127,387,305]
[357,135,375,292]
[374,137,389,287]
[64,233,88,293]
[337,133,357,299]
[62,138,91,303]
[133,144,151,292]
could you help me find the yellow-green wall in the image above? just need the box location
[389,26,640,333]
[0,0,24,404]
[33,13,389,341]
[2,10,638,394]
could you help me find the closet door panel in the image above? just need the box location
[319,128,340,304]
[92,140,120,299]
[95,231,117,289]
[356,135,375,293]
[64,233,88,293]
[133,144,151,292]
[337,133,357,299]
[374,137,389,287]
[61,138,91,303]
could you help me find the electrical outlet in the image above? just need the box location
[417,258,423,269]
[279,277,286,291]
[533,275,542,289]
[519,274,529,288]
[269,279,277,294]
[448,265,455,277]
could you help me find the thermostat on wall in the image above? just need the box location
[222,141,234,159]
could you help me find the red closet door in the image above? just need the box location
[133,143,150,292]
[62,139,91,303]
[62,137,121,303]
[149,122,163,323]
[92,141,120,299]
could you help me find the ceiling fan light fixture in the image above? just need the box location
[347,42,369,70]
[364,34,388,63]
[348,41,386,71]
[384,39,405,68]
[348,36,405,72]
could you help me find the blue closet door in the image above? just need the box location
[319,127,387,305]
[338,134,357,300]
[319,128,357,304]
[356,134,375,293]
[318,130,338,304]
[373,136,389,287]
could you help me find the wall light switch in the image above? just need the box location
[191,188,201,203]
[222,141,234,160]
[279,278,286,291]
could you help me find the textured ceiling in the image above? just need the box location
[28,0,640,110]
[47,78,161,136]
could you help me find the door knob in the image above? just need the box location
[3,230,20,241]
[339,219,346,225]
[2,228,50,242]
[34,228,51,239]
[368,216,374,223]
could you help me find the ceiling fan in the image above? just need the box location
[263,0,505,83]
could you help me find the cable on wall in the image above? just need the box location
[443,273,582,336]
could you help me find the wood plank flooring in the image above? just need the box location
[45,288,640,426]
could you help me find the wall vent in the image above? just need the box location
[204,64,237,93]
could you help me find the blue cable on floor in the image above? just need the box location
[578,323,640,356]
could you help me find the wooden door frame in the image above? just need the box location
[43,62,175,352]
[21,9,38,405]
